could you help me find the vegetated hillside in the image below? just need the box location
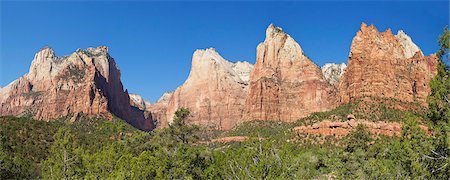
[1,100,447,179]
[0,115,144,179]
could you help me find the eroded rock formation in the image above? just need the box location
[0,46,154,131]
[322,63,347,85]
[152,48,253,130]
[129,93,151,110]
[244,24,336,122]
[147,91,173,127]
[293,119,429,137]
[338,23,437,106]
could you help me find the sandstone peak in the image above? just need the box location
[193,48,222,62]
[245,24,336,122]
[266,24,285,39]
[33,46,55,63]
[129,93,151,110]
[359,22,378,34]
[339,23,438,106]
[153,48,253,130]
[1,46,154,131]
[395,30,423,58]
[156,91,173,104]
[231,61,253,84]
[190,48,252,86]
[321,63,347,85]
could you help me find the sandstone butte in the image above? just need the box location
[0,46,154,131]
[338,23,438,106]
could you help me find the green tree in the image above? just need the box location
[167,108,200,144]
[345,124,373,153]
[426,26,450,179]
[41,127,83,179]
[398,114,432,178]
[428,26,450,124]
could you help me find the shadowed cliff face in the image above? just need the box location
[244,24,337,122]
[0,46,154,131]
[338,23,437,106]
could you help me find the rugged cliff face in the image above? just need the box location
[338,23,437,105]
[129,93,151,110]
[152,48,253,130]
[0,46,154,131]
[244,24,336,122]
[322,63,347,85]
[147,91,173,127]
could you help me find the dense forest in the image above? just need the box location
[1,28,449,179]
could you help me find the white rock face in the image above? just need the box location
[395,30,423,58]
[156,92,173,104]
[129,93,151,110]
[321,63,347,85]
[231,61,253,85]
[160,48,253,130]
[189,48,253,88]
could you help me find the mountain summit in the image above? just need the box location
[0,46,154,131]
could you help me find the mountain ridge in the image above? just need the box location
[0,22,438,131]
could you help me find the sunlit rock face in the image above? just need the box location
[244,24,337,122]
[147,91,173,127]
[338,23,437,105]
[322,63,347,85]
[129,93,151,110]
[150,48,253,130]
[0,46,154,131]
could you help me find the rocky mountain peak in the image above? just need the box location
[33,46,55,62]
[153,48,253,130]
[1,46,154,131]
[265,24,285,40]
[245,24,335,122]
[321,63,347,85]
[231,61,253,84]
[189,48,252,86]
[359,22,378,34]
[129,93,151,110]
[339,23,437,106]
[395,30,423,58]
[156,92,173,104]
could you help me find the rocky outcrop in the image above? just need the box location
[244,24,336,122]
[294,119,429,137]
[338,23,438,106]
[153,48,253,130]
[147,91,173,127]
[0,46,154,131]
[395,30,424,58]
[322,63,347,85]
[129,93,151,110]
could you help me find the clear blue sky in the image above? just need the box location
[1,1,448,103]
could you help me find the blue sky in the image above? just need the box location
[1,1,448,103]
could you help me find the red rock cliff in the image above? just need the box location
[0,46,154,131]
[152,48,253,130]
[244,24,336,122]
[338,23,437,105]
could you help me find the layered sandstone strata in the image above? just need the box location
[338,23,437,105]
[0,46,154,131]
[153,48,253,130]
[244,24,336,122]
